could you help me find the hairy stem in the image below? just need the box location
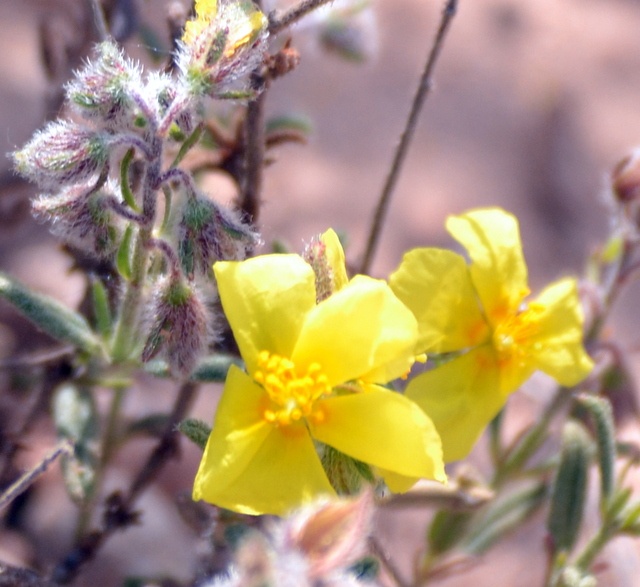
[359,0,458,274]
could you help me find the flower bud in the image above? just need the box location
[13,121,109,190]
[178,195,259,277]
[280,492,373,580]
[142,276,214,377]
[65,41,143,130]
[176,0,269,99]
[32,181,124,259]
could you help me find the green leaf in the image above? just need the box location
[126,414,172,439]
[463,482,547,555]
[576,395,616,505]
[52,384,100,504]
[178,418,211,450]
[428,510,472,556]
[116,224,135,280]
[143,354,242,382]
[0,271,102,355]
[119,148,140,212]
[90,276,112,338]
[547,421,592,554]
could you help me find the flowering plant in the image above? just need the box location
[0,1,639,586]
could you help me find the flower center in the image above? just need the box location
[253,351,332,426]
[492,302,545,362]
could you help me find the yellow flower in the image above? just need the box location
[193,254,445,516]
[389,208,594,462]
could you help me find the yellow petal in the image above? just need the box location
[291,275,418,386]
[378,469,419,493]
[320,229,349,291]
[214,255,317,375]
[389,248,490,353]
[309,388,446,483]
[446,208,529,326]
[405,346,503,462]
[195,0,217,19]
[193,365,335,515]
[527,278,594,386]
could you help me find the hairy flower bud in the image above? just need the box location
[142,276,213,377]
[32,181,124,259]
[13,121,109,190]
[176,0,269,99]
[178,195,259,277]
[65,41,143,130]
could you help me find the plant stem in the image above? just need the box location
[359,0,458,275]
[268,0,335,34]
[51,381,199,584]
[110,225,152,362]
[494,388,572,487]
[240,91,266,225]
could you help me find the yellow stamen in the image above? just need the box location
[492,302,546,364]
[253,351,332,426]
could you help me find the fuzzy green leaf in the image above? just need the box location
[0,272,102,355]
[547,421,592,554]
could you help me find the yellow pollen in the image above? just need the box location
[492,302,546,362]
[253,351,332,426]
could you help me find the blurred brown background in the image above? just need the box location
[1,0,640,585]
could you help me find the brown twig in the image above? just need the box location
[369,536,411,587]
[51,381,199,584]
[268,0,335,35]
[240,94,266,224]
[359,0,459,275]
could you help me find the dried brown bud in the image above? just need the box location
[612,149,640,204]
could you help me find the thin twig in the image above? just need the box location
[240,95,266,224]
[0,440,73,512]
[268,0,334,35]
[88,0,110,41]
[369,536,411,587]
[51,381,199,584]
[359,0,458,275]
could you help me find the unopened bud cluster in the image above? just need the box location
[203,493,373,587]
[12,0,269,376]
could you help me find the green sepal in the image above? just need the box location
[547,421,592,554]
[178,418,212,451]
[116,224,135,280]
[52,384,100,504]
[0,271,102,355]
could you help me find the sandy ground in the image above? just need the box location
[1,0,640,585]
